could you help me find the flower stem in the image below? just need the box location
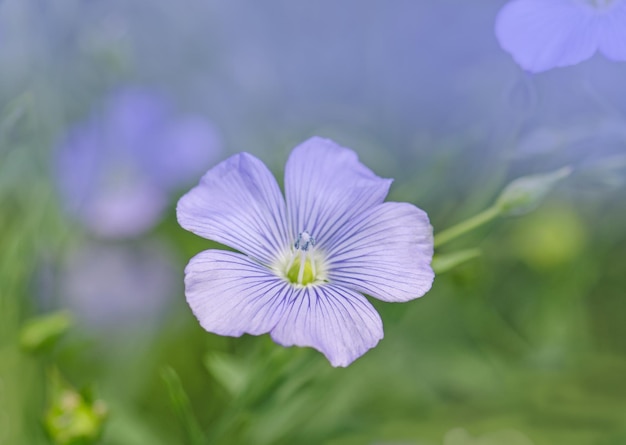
[434,205,501,248]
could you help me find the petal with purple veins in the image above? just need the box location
[185,250,293,336]
[325,202,434,302]
[284,137,392,245]
[177,153,289,265]
[270,284,384,367]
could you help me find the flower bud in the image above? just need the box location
[495,167,572,216]
[19,311,73,353]
[44,373,108,445]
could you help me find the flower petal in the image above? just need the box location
[325,202,434,302]
[270,284,383,367]
[495,0,599,72]
[598,1,626,62]
[284,137,392,244]
[177,153,289,265]
[185,250,292,336]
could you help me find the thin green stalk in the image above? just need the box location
[434,205,501,248]
[161,367,206,445]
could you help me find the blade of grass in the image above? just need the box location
[161,366,206,445]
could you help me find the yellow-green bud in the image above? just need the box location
[44,374,107,445]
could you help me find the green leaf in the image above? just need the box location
[204,352,249,397]
[432,249,482,274]
[161,366,206,445]
[19,311,73,353]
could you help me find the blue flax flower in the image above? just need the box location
[177,137,434,367]
[496,0,626,72]
[55,87,221,238]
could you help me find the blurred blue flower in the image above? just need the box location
[496,0,626,72]
[60,241,177,331]
[177,137,434,367]
[55,88,221,238]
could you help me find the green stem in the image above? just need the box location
[161,366,206,445]
[434,205,501,248]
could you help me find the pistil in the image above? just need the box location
[284,231,323,286]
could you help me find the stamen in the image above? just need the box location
[294,231,315,251]
[285,251,296,272]
[285,231,321,286]
[297,250,306,284]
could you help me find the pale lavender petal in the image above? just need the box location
[495,0,599,72]
[270,284,383,367]
[598,1,626,61]
[325,202,434,302]
[177,153,289,265]
[284,137,392,245]
[185,250,292,336]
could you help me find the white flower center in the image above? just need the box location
[278,231,328,286]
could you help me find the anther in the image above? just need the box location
[286,231,319,285]
[294,231,315,251]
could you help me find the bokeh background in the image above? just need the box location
[1,1,626,444]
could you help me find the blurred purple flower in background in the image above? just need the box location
[60,241,178,330]
[177,137,434,367]
[55,88,221,238]
[496,0,626,73]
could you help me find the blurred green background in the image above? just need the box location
[1,1,626,444]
